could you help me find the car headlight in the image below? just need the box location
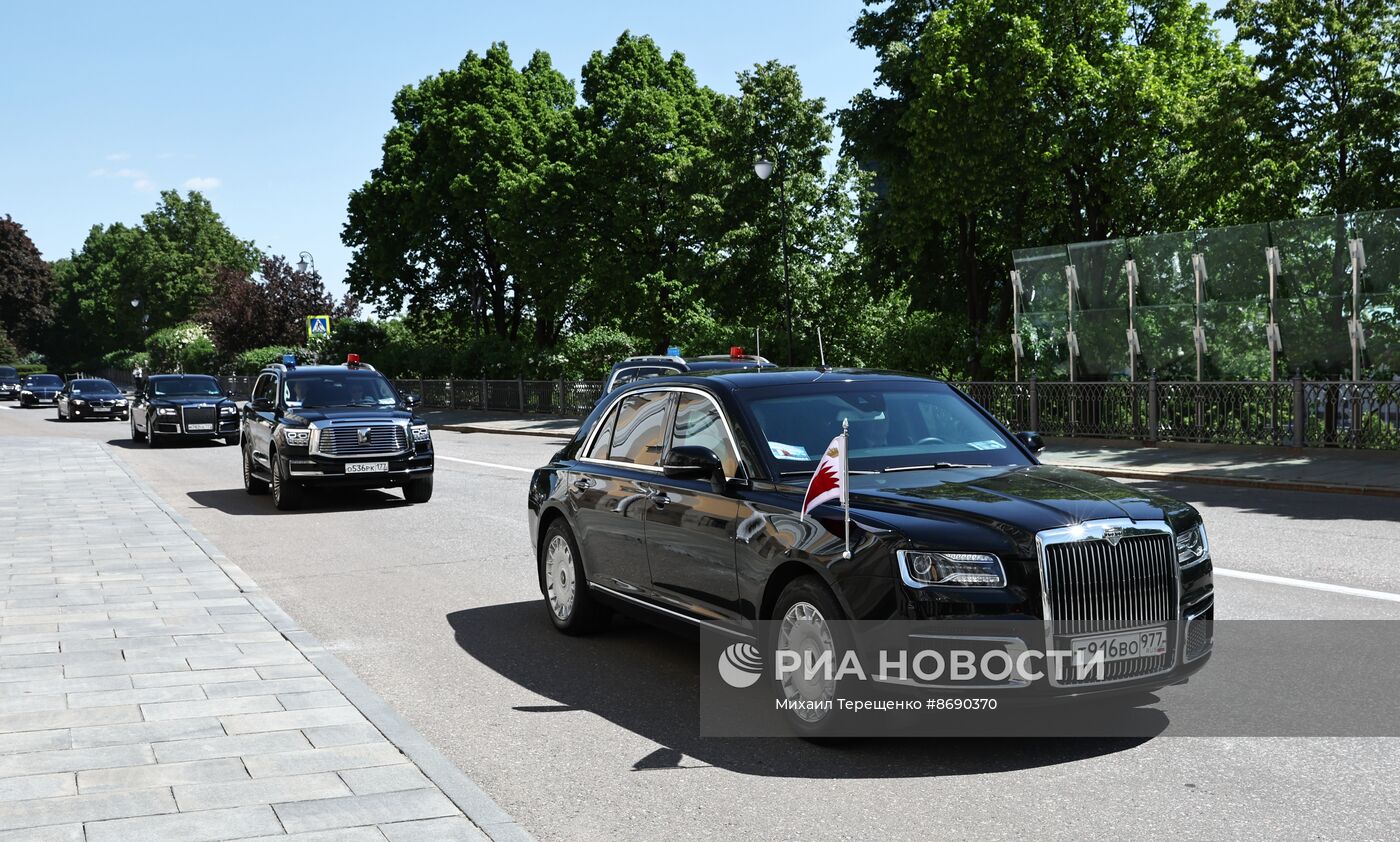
[115,399,127,406]
[411,424,431,443]
[220,405,236,415]
[156,407,177,416]
[280,427,311,446]
[1176,524,1209,567]
[20,390,31,396]
[896,550,1006,587]
[72,399,86,406]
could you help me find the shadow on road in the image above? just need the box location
[447,600,1157,778]
[186,487,409,516]
[105,437,228,450]
[1135,479,1400,524]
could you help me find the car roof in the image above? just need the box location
[148,373,216,380]
[280,366,383,374]
[617,367,943,393]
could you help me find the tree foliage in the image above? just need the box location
[0,215,58,352]
[200,255,357,355]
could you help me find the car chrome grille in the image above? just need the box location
[1039,527,1180,687]
[317,423,407,457]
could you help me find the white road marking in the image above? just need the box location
[1215,568,1400,603]
[436,455,534,474]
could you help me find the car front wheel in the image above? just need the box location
[540,519,608,634]
[403,475,433,503]
[271,451,302,510]
[130,414,146,441]
[769,577,854,739]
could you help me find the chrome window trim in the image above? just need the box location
[579,385,749,481]
[1035,518,1181,689]
[588,582,753,640]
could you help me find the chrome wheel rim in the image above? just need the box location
[544,535,576,622]
[243,447,252,487]
[777,601,837,722]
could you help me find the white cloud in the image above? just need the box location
[113,168,146,179]
[106,152,130,161]
[131,178,156,192]
[182,176,221,190]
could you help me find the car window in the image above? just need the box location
[671,393,738,477]
[70,379,119,395]
[152,377,222,397]
[611,366,677,390]
[252,374,276,405]
[586,403,620,460]
[746,385,1030,472]
[0,367,17,379]
[284,371,398,408]
[607,391,669,467]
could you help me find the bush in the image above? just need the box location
[0,330,17,364]
[15,364,47,376]
[556,327,641,380]
[180,336,218,374]
[146,323,213,373]
[229,345,301,373]
[101,349,151,371]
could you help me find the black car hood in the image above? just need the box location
[836,464,1196,556]
[152,396,232,406]
[283,407,415,424]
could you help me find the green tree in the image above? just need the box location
[58,191,257,363]
[1222,0,1400,215]
[576,33,724,353]
[343,43,582,345]
[0,215,57,352]
[843,0,1259,378]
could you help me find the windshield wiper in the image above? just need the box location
[881,463,994,473]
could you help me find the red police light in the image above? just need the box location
[729,346,745,359]
[346,353,361,368]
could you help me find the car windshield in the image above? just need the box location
[70,379,120,395]
[284,370,399,408]
[744,383,1031,475]
[0,367,16,379]
[611,365,681,389]
[26,375,62,387]
[152,376,223,397]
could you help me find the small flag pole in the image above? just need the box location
[841,417,851,559]
[817,327,827,368]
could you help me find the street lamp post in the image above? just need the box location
[754,155,793,365]
[296,252,316,274]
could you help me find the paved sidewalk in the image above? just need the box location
[0,436,529,841]
[431,412,1400,496]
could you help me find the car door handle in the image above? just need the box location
[572,477,594,490]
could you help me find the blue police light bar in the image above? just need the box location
[281,354,297,368]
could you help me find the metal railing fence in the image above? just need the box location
[115,370,1396,450]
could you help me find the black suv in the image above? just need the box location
[240,355,434,509]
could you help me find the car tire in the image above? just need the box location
[768,576,854,739]
[539,519,609,635]
[223,431,240,447]
[147,427,162,448]
[130,414,146,442]
[56,406,66,422]
[271,450,302,510]
[243,442,268,495]
[403,476,433,504]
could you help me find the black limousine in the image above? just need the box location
[527,370,1214,733]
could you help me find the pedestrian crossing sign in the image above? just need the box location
[306,315,331,340]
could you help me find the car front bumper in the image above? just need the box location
[285,451,434,488]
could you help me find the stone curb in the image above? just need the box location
[99,442,538,842]
[432,423,578,439]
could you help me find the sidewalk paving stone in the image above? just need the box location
[0,436,510,841]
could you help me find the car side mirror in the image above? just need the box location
[251,397,274,412]
[1015,431,1045,454]
[404,393,420,408]
[662,445,726,493]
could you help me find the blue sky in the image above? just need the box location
[2,2,1237,300]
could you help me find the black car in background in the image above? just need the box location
[18,373,63,406]
[0,366,20,400]
[240,355,434,510]
[527,369,1214,733]
[130,374,240,447]
[603,350,773,393]
[57,378,128,421]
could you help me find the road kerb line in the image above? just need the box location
[436,455,534,473]
[1215,568,1400,603]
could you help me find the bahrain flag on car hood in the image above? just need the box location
[801,432,848,519]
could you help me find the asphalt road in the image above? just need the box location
[5,401,1400,841]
